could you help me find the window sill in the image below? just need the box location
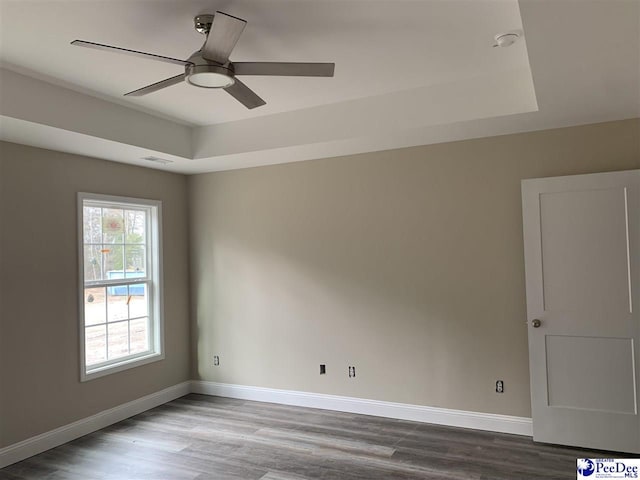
[81,351,164,382]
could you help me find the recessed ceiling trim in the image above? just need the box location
[0,68,192,159]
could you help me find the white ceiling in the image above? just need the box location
[0,0,531,125]
[0,0,638,174]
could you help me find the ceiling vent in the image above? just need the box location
[141,156,173,165]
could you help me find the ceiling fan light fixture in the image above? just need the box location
[186,64,235,88]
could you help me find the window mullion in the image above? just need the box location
[105,314,109,361]
[103,206,110,362]
[100,206,105,283]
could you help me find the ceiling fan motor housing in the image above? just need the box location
[188,14,237,89]
[185,52,235,88]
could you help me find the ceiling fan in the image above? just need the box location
[71,11,335,109]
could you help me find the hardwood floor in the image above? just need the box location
[0,394,612,479]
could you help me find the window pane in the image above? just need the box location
[125,244,146,278]
[130,318,149,355]
[84,245,103,282]
[125,210,146,244]
[102,208,124,244]
[85,325,106,366]
[107,287,129,322]
[128,284,147,319]
[84,287,106,326]
[107,321,129,360]
[83,206,102,244]
[102,245,124,280]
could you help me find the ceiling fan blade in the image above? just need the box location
[71,40,190,67]
[202,11,247,64]
[233,62,335,77]
[124,74,185,97]
[224,78,266,109]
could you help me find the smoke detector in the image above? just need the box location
[493,32,520,48]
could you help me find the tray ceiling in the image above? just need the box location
[0,0,638,173]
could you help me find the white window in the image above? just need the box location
[78,193,163,381]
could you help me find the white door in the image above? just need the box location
[522,169,640,453]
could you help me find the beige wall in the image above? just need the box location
[189,119,640,418]
[1,119,638,448]
[0,142,191,447]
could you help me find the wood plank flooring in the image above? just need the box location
[0,394,616,479]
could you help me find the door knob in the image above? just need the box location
[531,319,542,328]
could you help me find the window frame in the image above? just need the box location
[77,192,164,382]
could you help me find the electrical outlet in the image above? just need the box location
[348,366,356,378]
[213,355,219,366]
[496,380,504,393]
[320,364,326,375]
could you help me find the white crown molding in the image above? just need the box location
[191,381,533,437]
[0,381,191,469]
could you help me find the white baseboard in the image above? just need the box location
[191,380,533,437]
[0,379,532,469]
[0,381,191,469]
